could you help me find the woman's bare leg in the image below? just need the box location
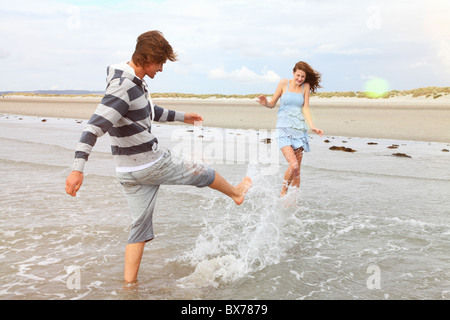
[290,147,304,189]
[280,146,300,197]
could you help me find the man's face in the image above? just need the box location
[144,61,165,79]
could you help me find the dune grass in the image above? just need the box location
[2,87,449,99]
[312,87,449,99]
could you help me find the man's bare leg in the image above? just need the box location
[123,174,251,283]
[208,172,252,205]
[124,241,145,284]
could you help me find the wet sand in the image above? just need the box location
[0,95,449,142]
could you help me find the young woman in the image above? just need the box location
[257,61,323,197]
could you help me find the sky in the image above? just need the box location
[0,0,449,95]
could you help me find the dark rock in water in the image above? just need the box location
[392,153,411,158]
[387,144,399,149]
[442,149,449,152]
[367,142,378,145]
[41,119,47,122]
[329,146,357,152]
[261,138,272,144]
[324,139,330,143]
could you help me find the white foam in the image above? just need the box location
[176,164,302,288]
[177,255,246,288]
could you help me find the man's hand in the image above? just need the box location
[65,171,84,197]
[184,113,204,125]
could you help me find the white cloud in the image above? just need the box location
[410,61,430,68]
[278,48,312,59]
[437,40,450,71]
[315,44,380,56]
[1,0,449,92]
[360,74,377,80]
[208,66,280,84]
[0,49,11,59]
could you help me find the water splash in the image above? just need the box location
[176,164,302,288]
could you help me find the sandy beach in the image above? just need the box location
[1,95,450,300]
[0,95,449,143]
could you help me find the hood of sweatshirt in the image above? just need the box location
[106,61,146,88]
[105,61,154,115]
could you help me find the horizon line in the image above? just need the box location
[1,86,449,99]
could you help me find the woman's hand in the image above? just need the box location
[312,127,324,137]
[257,95,268,107]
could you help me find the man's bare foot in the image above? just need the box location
[233,176,252,205]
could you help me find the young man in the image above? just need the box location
[65,31,251,284]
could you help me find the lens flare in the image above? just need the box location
[364,77,389,98]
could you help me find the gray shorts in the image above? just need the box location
[116,148,216,244]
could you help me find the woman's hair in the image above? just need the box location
[293,61,322,93]
[132,30,178,67]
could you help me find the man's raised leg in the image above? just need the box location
[208,172,252,205]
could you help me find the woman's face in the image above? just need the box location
[293,69,306,86]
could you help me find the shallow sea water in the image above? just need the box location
[1,115,449,300]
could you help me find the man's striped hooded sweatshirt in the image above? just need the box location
[72,62,185,173]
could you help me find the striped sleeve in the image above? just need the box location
[72,80,131,172]
[153,104,185,123]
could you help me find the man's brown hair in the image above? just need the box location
[132,30,178,67]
